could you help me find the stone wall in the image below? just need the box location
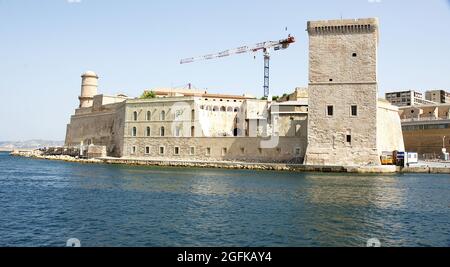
[122,137,306,163]
[305,18,381,166]
[65,102,125,157]
[377,100,405,153]
[86,145,107,159]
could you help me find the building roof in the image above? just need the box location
[273,99,308,106]
[148,88,256,100]
[82,71,98,78]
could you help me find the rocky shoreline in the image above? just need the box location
[9,150,450,174]
[10,150,102,164]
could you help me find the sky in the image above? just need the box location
[0,0,449,141]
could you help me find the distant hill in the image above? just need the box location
[0,140,64,151]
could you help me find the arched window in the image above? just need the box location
[160,127,165,137]
[132,127,137,137]
[191,109,195,121]
[191,126,195,137]
[227,107,233,112]
[234,107,240,113]
[220,106,226,112]
[160,110,166,121]
[175,126,181,137]
[146,111,151,121]
[146,127,151,137]
[133,111,138,121]
[213,106,219,112]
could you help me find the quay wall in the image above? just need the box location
[10,150,450,174]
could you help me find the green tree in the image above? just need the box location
[140,91,156,99]
[260,96,279,101]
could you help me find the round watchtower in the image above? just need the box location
[79,71,99,108]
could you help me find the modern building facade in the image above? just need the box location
[385,90,435,107]
[399,104,450,158]
[425,90,450,104]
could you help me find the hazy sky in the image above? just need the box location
[0,0,449,141]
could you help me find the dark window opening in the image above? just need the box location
[352,53,357,57]
[351,105,358,116]
[346,135,352,143]
[327,105,334,116]
[329,79,333,82]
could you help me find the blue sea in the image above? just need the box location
[0,152,448,247]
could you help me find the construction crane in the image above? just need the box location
[180,35,295,98]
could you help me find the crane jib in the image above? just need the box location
[179,35,295,96]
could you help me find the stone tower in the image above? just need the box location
[79,71,99,108]
[305,18,381,166]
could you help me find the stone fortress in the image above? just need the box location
[65,18,405,166]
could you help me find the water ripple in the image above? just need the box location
[0,152,449,247]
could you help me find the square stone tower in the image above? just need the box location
[305,18,381,166]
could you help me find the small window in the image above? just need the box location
[295,147,301,155]
[206,147,211,156]
[351,105,358,116]
[132,127,137,137]
[146,127,151,137]
[145,146,150,154]
[352,53,357,57]
[133,111,138,121]
[174,147,180,155]
[222,148,227,156]
[132,146,136,154]
[159,146,165,155]
[327,105,334,116]
[346,135,352,144]
[160,127,165,137]
[329,79,333,82]
[146,111,151,121]
[240,147,245,154]
[160,111,166,121]
[190,147,195,155]
[258,148,263,154]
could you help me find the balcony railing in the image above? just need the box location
[401,117,449,123]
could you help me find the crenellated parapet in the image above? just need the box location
[307,18,378,35]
